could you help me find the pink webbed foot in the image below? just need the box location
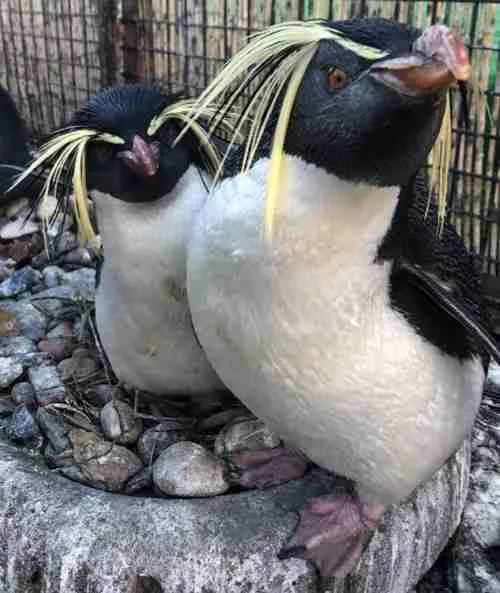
[279,494,385,579]
[229,446,309,489]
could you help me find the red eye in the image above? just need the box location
[327,68,348,90]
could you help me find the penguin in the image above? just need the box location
[184,19,498,577]
[15,84,229,397]
[0,84,45,201]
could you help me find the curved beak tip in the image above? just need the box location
[371,24,471,95]
[118,135,159,178]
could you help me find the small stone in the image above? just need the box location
[8,404,39,442]
[0,307,21,337]
[196,407,250,433]
[53,231,78,256]
[36,407,71,453]
[11,382,35,406]
[0,266,38,298]
[58,351,99,383]
[62,247,94,266]
[31,286,82,319]
[0,258,13,283]
[214,418,281,457]
[46,321,73,340]
[61,268,96,297]
[42,265,65,289]
[38,338,73,362]
[100,400,143,445]
[1,301,46,340]
[7,237,42,264]
[29,364,66,405]
[66,429,143,492]
[124,466,153,495]
[153,441,229,497]
[137,422,189,464]
[0,357,23,388]
[0,396,15,416]
[0,335,36,358]
[0,218,39,240]
[84,384,120,407]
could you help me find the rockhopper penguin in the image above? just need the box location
[184,19,498,577]
[15,85,229,396]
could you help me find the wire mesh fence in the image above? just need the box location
[0,0,499,278]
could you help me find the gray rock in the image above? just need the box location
[10,382,35,406]
[57,350,99,383]
[0,397,15,416]
[137,422,189,464]
[196,407,250,433]
[61,268,96,297]
[214,417,281,456]
[42,265,65,289]
[52,231,79,256]
[7,405,39,442]
[124,466,153,495]
[64,429,143,492]
[0,218,39,240]
[0,357,23,388]
[61,247,94,266]
[84,384,120,407]
[100,400,142,445]
[46,321,73,340]
[28,364,66,405]
[36,408,71,454]
[0,266,38,298]
[153,441,230,497]
[1,301,47,340]
[31,286,84,319]
[38,337,73,362]
[0,439,470,593]
[0,335,36,358]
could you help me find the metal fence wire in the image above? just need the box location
[0,0,499,278]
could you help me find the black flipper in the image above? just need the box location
[395,258,500,364]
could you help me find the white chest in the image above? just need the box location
[94,166,223,395]
[188,157,483,502]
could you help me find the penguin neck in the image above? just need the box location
[91,164,208,270]
[271,155,400,258]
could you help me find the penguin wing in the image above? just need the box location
[394,258,500,363]
[379,172,497,365]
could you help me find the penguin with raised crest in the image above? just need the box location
[183,19,498,577]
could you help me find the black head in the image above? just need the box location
[72,85,202,203]
[284,18,469,187]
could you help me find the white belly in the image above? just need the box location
[94,166,224,396]
[187,157,484,503]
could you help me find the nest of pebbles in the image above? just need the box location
[0,196,284,500]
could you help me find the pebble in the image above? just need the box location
[36,408,71,454]
[0,307,21,337]
[1,301,47,340]
[0,266,39,298]
[84,384,119,407]
[137,422,189,464]
[11,382,36,406]
[0,218,39,240]
[61,248,94,266]
[38,337,74,362]
[153,441,229,497]
[66,429,143,492]
[124,466,153,495]
[60,268,95,298]
[0,396,15,416]
[29,364,66,405]
[196,407,250,433]
[0,356,24,388]
[0,335,36,358]
[100,400,143,445]
[31,286,83,319]
[8,404,40,442]
[214,418,281,457]
[42,265,65,289]
[58,349,99,382]
[7,237,42,264]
